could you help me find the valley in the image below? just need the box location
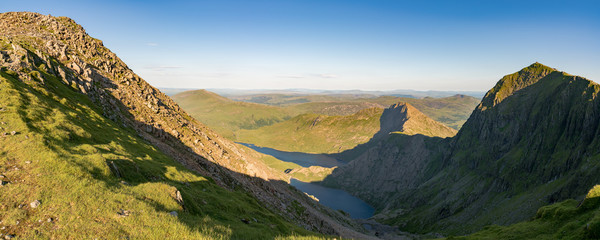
[1,2,598,239]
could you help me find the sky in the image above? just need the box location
[2,0,599,91]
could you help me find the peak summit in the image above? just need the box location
[376,102,456,138]
[478,62,557,110]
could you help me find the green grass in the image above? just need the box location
[449,185,600,240]
[172,90,293,139]
[237,108,384,154]
[0,67,328,239]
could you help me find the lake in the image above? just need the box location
[290,179,375,219]
[240,142,375,219]
[238,143,343,168]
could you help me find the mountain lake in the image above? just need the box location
[240,143,375,219]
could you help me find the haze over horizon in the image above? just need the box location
[3,0,599,91]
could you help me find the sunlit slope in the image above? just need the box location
[238,103,456,154]
[237,108,384,154]
[172,89,292,139]
[0,70,324,239]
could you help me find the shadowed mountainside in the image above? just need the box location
[323,63,600,236]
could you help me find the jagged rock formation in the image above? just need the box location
[0,12,373,238]
[324,63,600,235]
[374,102,456,139]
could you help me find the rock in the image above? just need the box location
[10,131,16,135]
[169,211,178,217]
[30,200,41,208]
[240,218,250,224]
[117,209,130,217]
[174,190,184,206]
[4,234,15,239]
[47,217,53,222]
[0,181,8,186]
[25,161,31,164]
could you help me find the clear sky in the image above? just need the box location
[2,0,599,91]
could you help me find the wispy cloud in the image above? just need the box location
[146,42,159,47]
[314,74,338,79]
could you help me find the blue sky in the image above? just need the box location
[2,0,599,91]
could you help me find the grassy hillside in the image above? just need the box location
[230,93,479,130]
[237,108,384,154]
[238,103,456,154]
[0,52,326,240]
[172,90,293,139]
[451,185,600,240]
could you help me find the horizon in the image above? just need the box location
[2,1,599,91]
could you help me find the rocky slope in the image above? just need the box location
[324,63,600,235]
[0,12,373,238]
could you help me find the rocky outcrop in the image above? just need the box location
[0,12,370,237]
[325,63,600,234]
[375,102,456,139]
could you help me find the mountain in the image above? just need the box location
[323,63,600,235]
[0,12,374,239]
[238,102,455,154]
[237,108,385,154]
[172,89,292,139]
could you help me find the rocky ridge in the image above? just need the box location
[0,12,372,238]
[324,63,600,235]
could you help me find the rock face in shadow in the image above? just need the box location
[0,12,372,238]
[324,102,453,208]
[324,63,600,235]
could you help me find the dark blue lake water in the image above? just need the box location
[240,142,375,219]
[290,179,375,219]
[238,143,342,168]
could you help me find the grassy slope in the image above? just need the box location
[449,185,600,240]
[172,90,293,139]
[237,108,384,154]
[230,93,479,130]
[0,70,327,239]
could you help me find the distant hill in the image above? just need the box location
[172,89,292,139]
[238,103,455,154]
[323,63,600,235]
[284,94,480,130]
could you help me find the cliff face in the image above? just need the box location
[323,102,454,207]
[325,63,600,234]
[0,12,370,237]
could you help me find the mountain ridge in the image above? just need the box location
[323,62,600,235]
[0,11,374,238]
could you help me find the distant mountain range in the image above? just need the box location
[161,87,487,99]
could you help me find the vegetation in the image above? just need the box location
[237,108,384,154]
[172,89,293,139]
[0,67,328,239]
[450,185,600,240]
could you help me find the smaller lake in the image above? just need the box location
[238,143,343,168]
[240,142,375,219]
[290,179,375,219]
